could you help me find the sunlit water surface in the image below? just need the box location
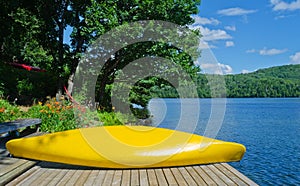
[148,98,300,185]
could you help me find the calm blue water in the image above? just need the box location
[148,98,300,185]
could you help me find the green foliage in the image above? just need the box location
[0,5,53,68]
[1,0,202,112]
[0,83,4,98]
[127,77,179,118]
[97,112,131,126]
[99,112,123,126]
[0,97,138,132]
[0,99,23,122]
[17,79,33,96]
[86,0,201,110]
[194,64,300,98]
[26,98,76,132]
[0,63,59,105]
[156,64,300,98]
[225,64,300,98]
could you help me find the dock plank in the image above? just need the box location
[39,168,61,185]
[155,168,168,185]
[178,167,197,185]
[112,170,122,186]
[130,169,139,186]
[0,159,36,185]
[221,163,258,186]
[65,169,84,185]
[202,164,226,185]
[185,166,207,185]
[193,166,216,185]
[139,169,149,186]
[163,168,177,185]
[0,159,27,177]
[121,170,131,186]
[47,169,69,186]
[147,169,159,186]
[214,164,246,186]
[16,165,45,185]
[208,164,237,185]
[30,167,51,185]
[55,168,77,186]
[170,167,188,186]
[74,169,91,185]
[102,169,114,185]
[92,170,106,185]
[3,162,258,186]
[83,169,99,186]
[5,165,39,186]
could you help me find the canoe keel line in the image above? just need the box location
[6,126,246,168]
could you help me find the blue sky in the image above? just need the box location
[64,0,300,74]
[190,0,300,74]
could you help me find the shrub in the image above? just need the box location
[0,99,23,122]
[98,111,137,126]
[26,98,76,132]
[1,97,139,133]
[0,63,59,105]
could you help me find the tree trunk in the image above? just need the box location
[97,74,112,111]
[67,72,74,97]
[56,78,64,101]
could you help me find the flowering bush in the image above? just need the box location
[26,98,77,132]
[0,99,23,122]
[1,97,139,133]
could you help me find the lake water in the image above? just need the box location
[148,98,300,185]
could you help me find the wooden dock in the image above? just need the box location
[1,159,258,186]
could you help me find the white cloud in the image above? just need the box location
[191,15,220,25]
[219,63,233,74]
[200,63,233,74]
[198,26,232,41]
[225,41,235,47]
[246,48,287,55]
[189,16,232,49]
[224,26,236,31]
[259,48,288,55]
[270,0,300,11]
[290,52,300,63]
[198,40,216,49]
[217,7,257,16]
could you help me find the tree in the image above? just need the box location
[77,0,201,111]
[0,1,51,65]
[0,0,202,110]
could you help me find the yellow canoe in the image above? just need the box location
[6,126,246,168]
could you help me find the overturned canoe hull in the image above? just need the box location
[6,126,246,168]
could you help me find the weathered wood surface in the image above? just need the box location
[0,119,41,134]
[0,159,37,186]
[3,161,258,186]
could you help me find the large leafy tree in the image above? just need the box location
[0,1,52,66]
[80,0,201,111]
[0,0,201,110]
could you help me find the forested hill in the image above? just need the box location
[149,64,299,99]
[224,64,300,98]
[248,64,299,81]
